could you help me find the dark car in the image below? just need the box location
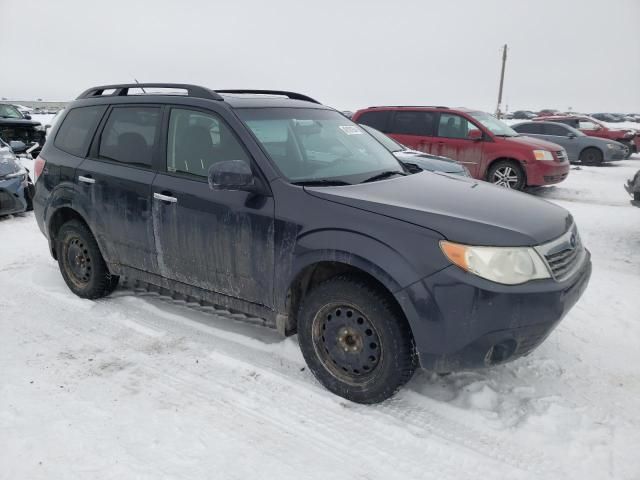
[512,121,628,165]
[33,83,591,404]
[359,124,470,176]
[0,138,32,216]
[0,103,46,157]
[512,110,537,120]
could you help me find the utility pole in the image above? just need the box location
[495,44,508,119]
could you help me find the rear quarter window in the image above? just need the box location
[54,106,107,157]
[356,111,391,132]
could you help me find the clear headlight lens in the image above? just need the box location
[606,143,620,149]
[4,168,27,181]
[440,241,551,285]
[533,150,554,161]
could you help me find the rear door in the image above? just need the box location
[387,110,437,152]
[77,105,161,273]
[151,106,275,307]
[433,113,484,178]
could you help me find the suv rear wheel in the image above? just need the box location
[56,219,119,299]
[488,160,525,190]
[297,275,416,404]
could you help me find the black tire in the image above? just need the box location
[487,160,526,190]
[297,275,416,404]
[580,147,603,166]
[56,219,119,299]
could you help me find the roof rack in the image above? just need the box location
[216,89,320,104]
[76,83,224,101]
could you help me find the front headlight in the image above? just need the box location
[440,241,551,285]
[34,125,46,132]
[606,143,620,150]
[533,150,554,161]
[4,168,27,181]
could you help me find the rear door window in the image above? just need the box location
[54,106,107,157]
[98,106,161,167]
[389,111,435,136]
[514,123,543,134]
[357,111,391,132]
[544,124,570,136]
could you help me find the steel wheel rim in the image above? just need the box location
[493,166,519,188]
[65,236,92,287]
[312,303,382,385]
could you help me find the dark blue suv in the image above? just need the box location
[33,84,591,403]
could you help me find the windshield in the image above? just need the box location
[237,108,404,184]
[0,104,23,119]
[359,124,404,152]
[470,112,519,137]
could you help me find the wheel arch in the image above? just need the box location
[278,255,408,337]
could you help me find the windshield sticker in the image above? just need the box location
[339,125,363,135]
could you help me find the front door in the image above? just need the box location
[433,113,484,178]
[542,123,578,160]
[151,107,275,307]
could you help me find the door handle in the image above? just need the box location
[78,175,95,184]
[153,192,178,204]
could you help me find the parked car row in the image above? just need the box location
[32,84,592,403]
[505,110,640,123]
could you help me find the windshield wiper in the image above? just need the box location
[293,179,352,187]
[361,170,407,183]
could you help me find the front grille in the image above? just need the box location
[535,224,585,282]
[545,246,581,280]
[555,150,568,162]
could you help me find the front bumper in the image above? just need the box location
[524,160,570,186]
[395,250,591,372]
[605,147,628,161]
[0,176,30,216]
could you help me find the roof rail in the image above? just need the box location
[216,89,321,104]
[76,83,223,101]
[368,105,449,109]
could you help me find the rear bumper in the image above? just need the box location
[524,160,570,186]
[395,251,591,372]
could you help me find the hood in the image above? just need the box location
[394,150,466,174]
[0,148,21,177]
[0,118,41,127]
[504,135,565,151]
[305,172,572,247]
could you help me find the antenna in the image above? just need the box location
[134,78,146,94]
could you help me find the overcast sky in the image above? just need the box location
[1,0,639,113]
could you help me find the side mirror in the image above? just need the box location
[567,132,577,139]
[467,129,483,141]
[23,114,32,120]
[208,160,255,191]
[9,140,27,153]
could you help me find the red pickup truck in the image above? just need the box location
[534,115,638,157]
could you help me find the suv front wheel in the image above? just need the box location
[488,160,525,190]
[297,275,416,404]
[56,219,119,299]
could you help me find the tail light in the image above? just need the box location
[34,155,46,182]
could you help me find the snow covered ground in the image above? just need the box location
[1,157,639,480]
